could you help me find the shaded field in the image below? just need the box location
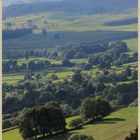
[3,107,138,140]
[104,18,138,26]
[3,30,137,52]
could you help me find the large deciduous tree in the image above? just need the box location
[81,97,112,122]
[19,103,66,139]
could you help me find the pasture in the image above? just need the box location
[3,73,24,84]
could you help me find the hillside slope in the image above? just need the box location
[3,107,138,140]
[3,0,137,18]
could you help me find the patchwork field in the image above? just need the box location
[3,10,138,54]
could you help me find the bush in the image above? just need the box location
[69,118,83,129]
[68,133,94,140]
[125,127,138,140]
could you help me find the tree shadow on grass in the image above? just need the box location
[38,118,126,139]
[39,132,77,140]
[93,118,126,125]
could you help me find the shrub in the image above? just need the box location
[69,118,83,129]
[68,133,95,140]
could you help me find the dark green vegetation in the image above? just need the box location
[68,134,94,140]
[17,97,111,139]
[3,28,33,40]
[125,127,138,140]
[104,18,138,26]
[2,0,138,139]
[19,102,66,139]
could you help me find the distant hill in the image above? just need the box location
[3,0,137,18]
[3,0,63,7]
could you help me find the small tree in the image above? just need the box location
[42,28,47,36]
[125,127,138,140]
[69,118,83,129]
[62,59,73,67]
[123,66,132,77]
[72,71,83,84]
[5,22,12,29]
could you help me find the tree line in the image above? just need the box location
[3,28,33,40]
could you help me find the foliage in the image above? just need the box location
[125,127,138,140]
[68,133,94,140]
[19,103,66,139]
[3,28,32,40]
[69,118,83,129]
[81,97,112,121]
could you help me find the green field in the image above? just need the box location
[3,11,137,32]
[124,38,138,52]
[2,70,74,85]
[3,73,24,84]
[3,107,137,140]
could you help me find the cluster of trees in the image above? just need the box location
[88,41,137,68]
[3,28,33,40]
[58,42,107,60]
[94,67,137,83]
[3,59,51,73]
[4,96,111,139]
[3,58,76,73]
[4,49,49,60]
[3,41,137,73]
[19,102,66,139]
[3,70,137,118]
[18,97,110,139]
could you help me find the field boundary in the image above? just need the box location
[2,126,18,133]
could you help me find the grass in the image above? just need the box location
[55,71,74,79]
[3,30,137,52]
[3,11,137,32]
[16,58,61,65]
[3,73,24,84]
[3,107,137,140]
[124,38,138,52]
[70,107,137,140]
